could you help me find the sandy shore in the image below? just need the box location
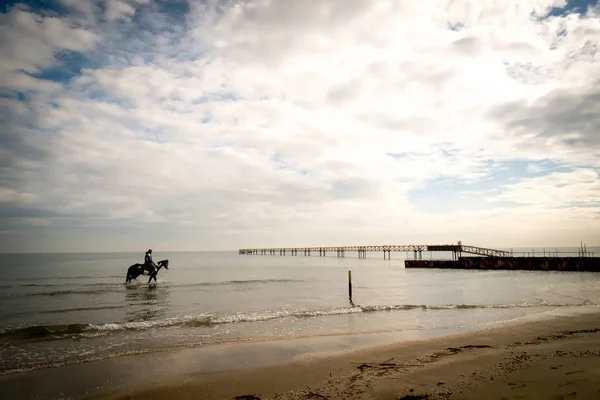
[2,308,600,399]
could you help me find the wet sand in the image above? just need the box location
[2,308,600,399]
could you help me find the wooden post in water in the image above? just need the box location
[348,270,352,300]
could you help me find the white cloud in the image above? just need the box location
[1,0,600,251]
[58,0,146,23]
[0,7,97,75]
[105,0,136,21]
[493,169,600,208]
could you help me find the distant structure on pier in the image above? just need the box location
[238,242,509,260]
[239,242,598,272]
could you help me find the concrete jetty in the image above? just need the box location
[405,256,600,272]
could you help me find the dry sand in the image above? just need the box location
[97,309,600,400]
[2,308,600,399]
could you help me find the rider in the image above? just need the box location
[144,249,157,275]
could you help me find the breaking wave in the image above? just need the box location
[0,301,586,341]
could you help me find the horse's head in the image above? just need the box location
[159,259,169,269]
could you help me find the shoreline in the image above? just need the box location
[0,303,558,376]
[1,306,599,399]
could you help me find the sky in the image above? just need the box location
[0,0,599,253]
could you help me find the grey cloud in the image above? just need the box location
[0,7,97,74]
[0,122,53,202]
[224,0,371,31]
[327,58,454,109]
[210,0,375,65]
[0,128,48,166]
[450,36,483,56]
[326,81,362,105]
[491,83,600,148]
[331,177,378,201]
[58,0,144,24]
[272,182,326,205]
[505,41,538,54]
[0,204,56,219]
[359,113,435,134]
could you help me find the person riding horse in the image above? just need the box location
[125,251,169,283]
[145,249,158,275]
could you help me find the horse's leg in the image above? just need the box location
[148,264,161,283]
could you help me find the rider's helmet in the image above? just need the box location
[148,249,152,253]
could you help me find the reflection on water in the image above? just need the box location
[125,285,170,322]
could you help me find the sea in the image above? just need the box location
[1,248,599,375]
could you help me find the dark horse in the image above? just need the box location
[125,260,169,284]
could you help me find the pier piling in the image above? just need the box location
[348,270,352,300]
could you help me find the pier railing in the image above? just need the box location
[460,245,510,257]
[238,244,595,259]
[238,243,511,259]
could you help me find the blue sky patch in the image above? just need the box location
[271,154,310,176]
[564,201,600,208]
[386,151,428,159]
[192,91,241,105]
[547,0,598,17]
[150,0,190,23]
[0,90,27,101]
[30,51,92,83]
[407,160,574,213]
[83,88,133,109]
[1,1,68,15]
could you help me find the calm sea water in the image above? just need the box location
[1,249,599,375]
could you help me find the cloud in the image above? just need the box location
[491,83,600,151]
[58,0,148,23]
[58,0,99,18]
[1,0,600,252]
[492,168,600,208]
[0,6,97,74]
[105,0,135,21]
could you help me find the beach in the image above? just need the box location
[1,306,598,399]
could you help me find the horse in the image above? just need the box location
[125,259,169,284]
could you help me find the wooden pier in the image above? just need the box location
[238,243,510,260]
[239,242,597,271]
